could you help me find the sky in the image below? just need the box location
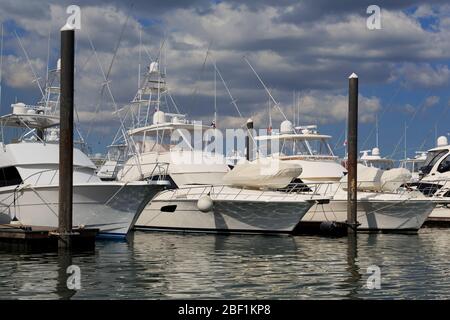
[0,0,450,159]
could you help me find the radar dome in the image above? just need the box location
[153,110,166,125]
[372,147,380,156]
[280,120,294,134]
[437,136,448,147]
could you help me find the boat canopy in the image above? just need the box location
[127,121,211,136]
[256,133,332,141]
[0,113,59,129]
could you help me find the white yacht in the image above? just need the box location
[0,61,168,237]
[411,136,450,220]
[0,108,167,237]
[256,121,435,231]
[256,123,346,183]
[117,112,229,186]
[359,147,395,170]
[99,60,322,234]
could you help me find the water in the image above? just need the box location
[1,228,449,299]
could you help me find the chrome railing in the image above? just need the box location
[158,178,442,203]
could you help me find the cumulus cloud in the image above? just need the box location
[0,0,450,152]
[392,63,450,88]
[1,55,44,89]
[424,95,440,108]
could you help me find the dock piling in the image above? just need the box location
[347,73,358,234]
[246,118,254,161]
[58,26,75,248]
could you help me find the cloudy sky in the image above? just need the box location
[1,0,450,158]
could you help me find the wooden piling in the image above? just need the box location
[347,73,358,234]
[246,118,254,161]
[58,27,75,248]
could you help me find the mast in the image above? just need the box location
[214,67,217,127]
[404,122,407,160]
[375,113,379,148]
[138,27,142,91]
[0,24,3,111]
[292,90,296,154]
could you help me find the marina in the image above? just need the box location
[0,0,450,304]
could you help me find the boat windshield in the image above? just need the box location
[437,155,450,173]
[361,159,395,170]
[278,138,334,157]
[132,128,195,153]
[106,146,127,161]
[420,150,448,174]
[402,160,426,173]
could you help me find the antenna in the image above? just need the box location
[268,96,272,131]
[138,27,142,91]
[375,113,379,148]
[404,122,407,160]
[214,67,217,126]
[292,91,295,127]
[0,24,3,111]
[213,62,242,118]
[435,124,438,144]
[243,56,288,121]
[45,27,51,89]
[14,30,44,97]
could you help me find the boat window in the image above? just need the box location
[280,139,311,156]
[412,161,425,172]
[438,155,450,173]
[402,161,422,172]
[423,150,447,168]
[0,166,23,187]
[362,159,394,170]
[420,150,448,175]
[279,138,333,156]
[133,130,182,153]
[307,139,334,156]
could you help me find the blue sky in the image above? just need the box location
[0,0,450,159]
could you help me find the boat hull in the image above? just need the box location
[135,188,314,234]
[0,182,165,237]
[304,199,435,231]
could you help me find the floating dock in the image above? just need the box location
[0,224,98,250]
[293,221,348,237]
[423,217,450,228]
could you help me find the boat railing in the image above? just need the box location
[20,166,100,186]
[405,179,450,200]
[19,161,170,185]
[163,183,331,202]
[162,178,436,203]
[116,160,170,181]
[141,162,170,181]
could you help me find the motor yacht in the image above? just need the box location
[100,60,322,233]
[256,121,435,231]
[0,61,168,237]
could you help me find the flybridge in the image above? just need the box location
[0,102,59,129]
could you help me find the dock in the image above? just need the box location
[293,221,348,237]
[0,224,98,251]
[423,217,450,228]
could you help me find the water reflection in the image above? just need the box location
[1,229,450,299]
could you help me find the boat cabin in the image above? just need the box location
[359,147,395,170]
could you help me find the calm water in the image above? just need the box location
[1,228,449,299]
